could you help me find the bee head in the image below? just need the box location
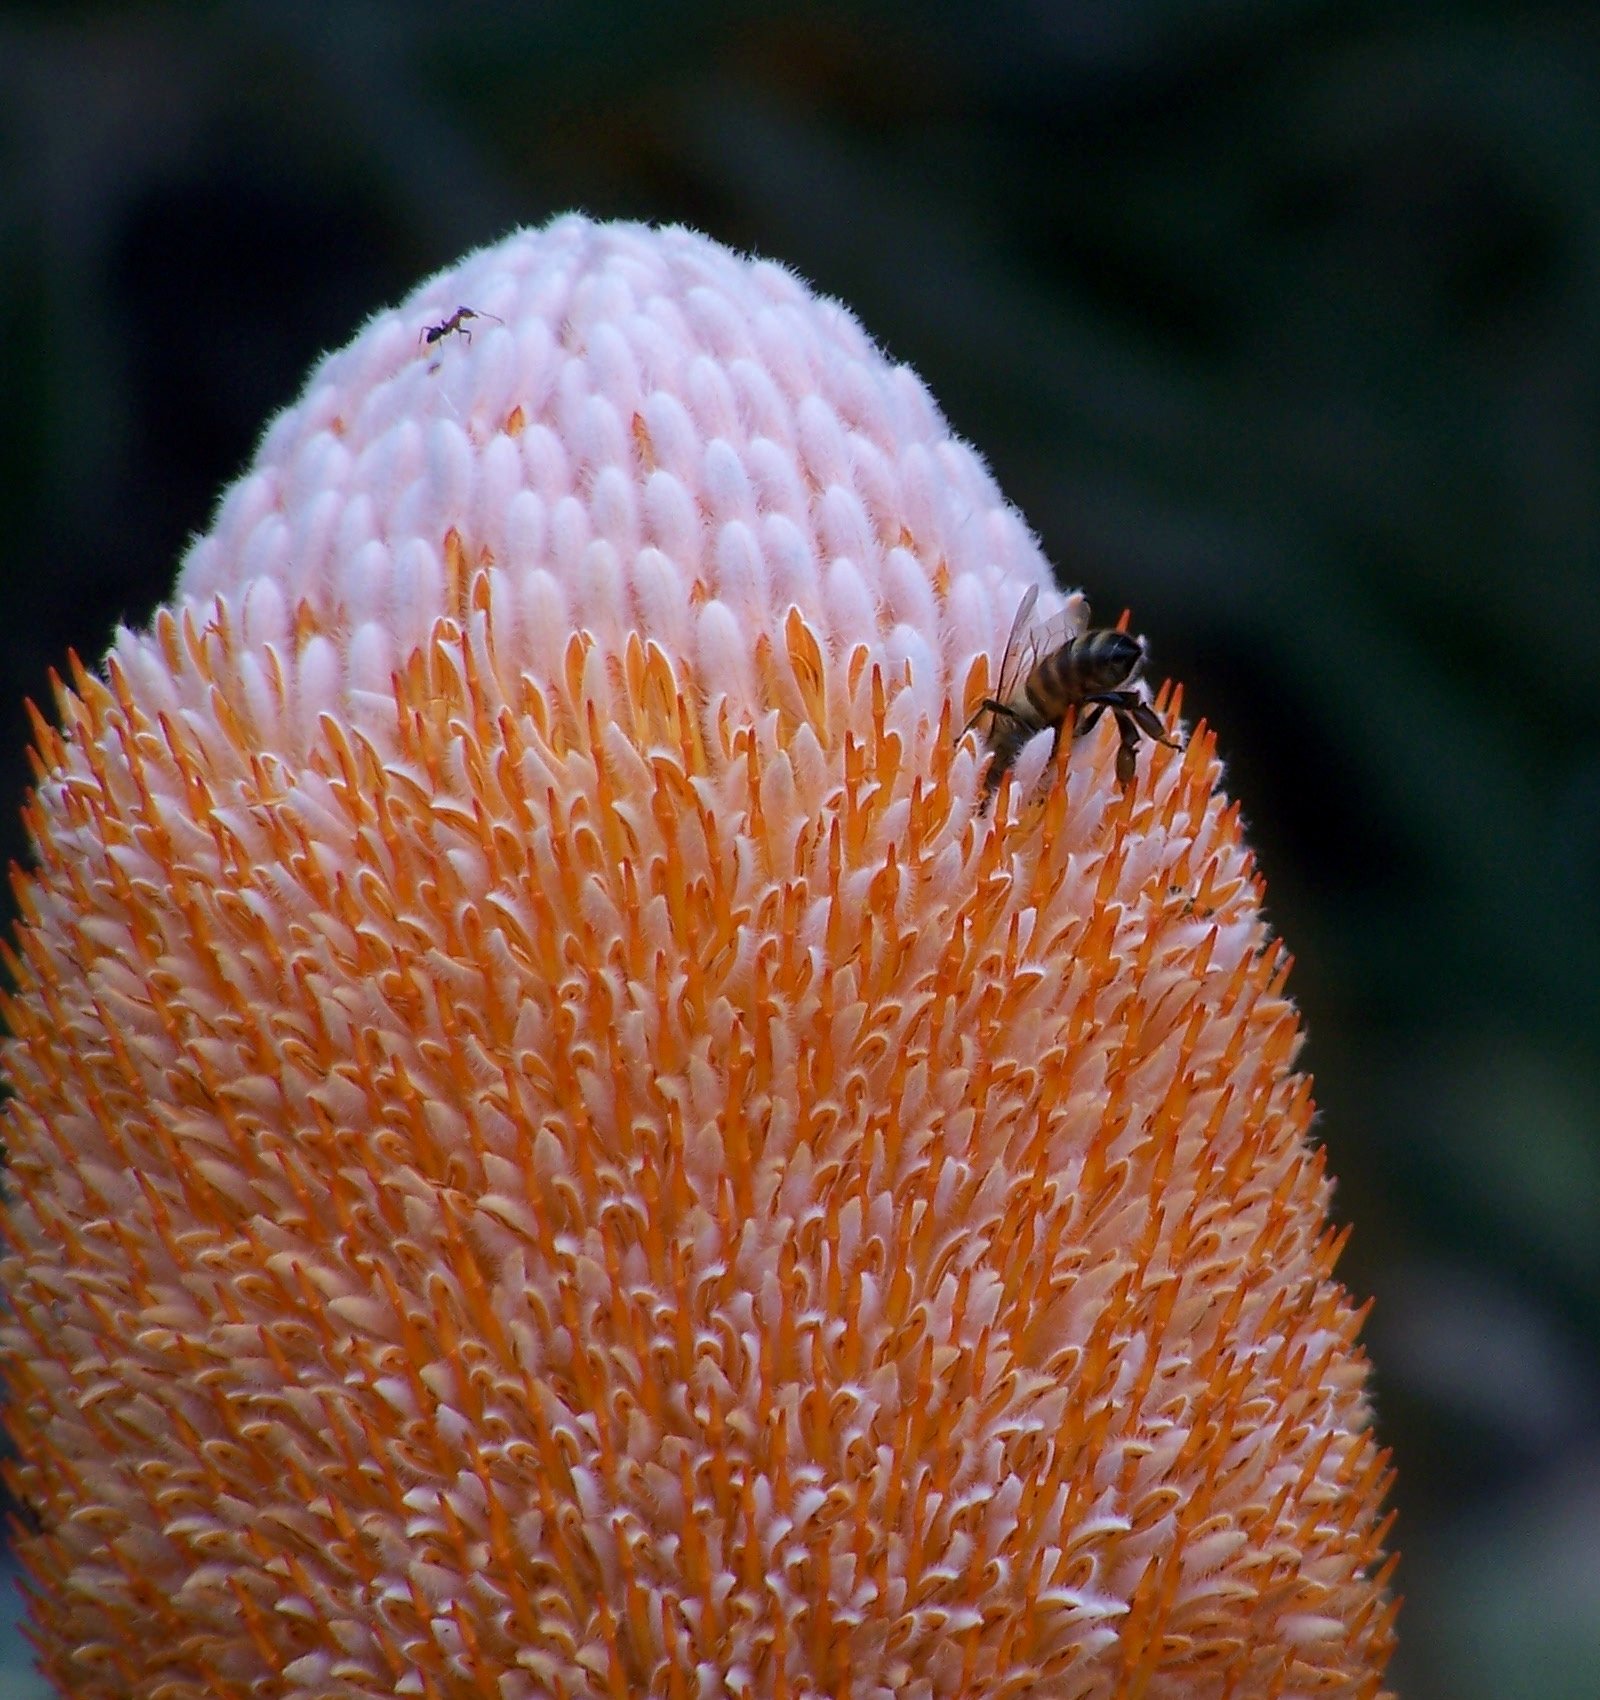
[1081,628,1146,692]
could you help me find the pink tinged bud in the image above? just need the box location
[2,214,1395,1699]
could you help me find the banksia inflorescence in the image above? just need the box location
[1,216,1396,1698]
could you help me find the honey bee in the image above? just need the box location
[964,584,1181,809]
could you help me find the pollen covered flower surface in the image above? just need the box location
[1,217,1396,1698]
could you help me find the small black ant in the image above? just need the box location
[420,305,501,348]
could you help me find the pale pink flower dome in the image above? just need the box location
[174,215,1065,754]
[2,215,1395,1699]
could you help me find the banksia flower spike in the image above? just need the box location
[2,216,1396,1698]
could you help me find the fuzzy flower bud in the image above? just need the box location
[2,215,1396,1698]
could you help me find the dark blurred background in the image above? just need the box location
[2,4,1597,1696]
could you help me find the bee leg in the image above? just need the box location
[1115,736,1139,789]
[978,748,1016,816]
[962,698,1026,739]
[1050,699,1092,764]
[960,700,992,739]
[1075,702,1107,740]
[1124,697,1183,749]
[1111,710,1142,788]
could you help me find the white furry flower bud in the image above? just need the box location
[2,215,1395,1700]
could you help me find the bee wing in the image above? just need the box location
[962,585,1037,741]
[1025,594,1086,665]
[994,585,1095,700]
[991,584,1041,702]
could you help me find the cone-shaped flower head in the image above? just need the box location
[2,217,1396,1698]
